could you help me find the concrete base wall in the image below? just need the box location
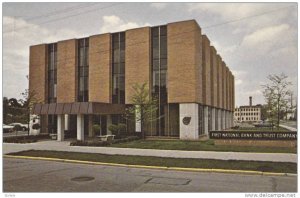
[179,103,199,140]
[204,106,209,135]
[217,109,222,130]
[211,108,216,131]
[57,114,65,141]
[77,114,84,141]
[221,110,226,130]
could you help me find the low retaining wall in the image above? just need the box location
[214,139,296,148]
[210,131,297,148]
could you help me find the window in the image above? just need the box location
[48,43,57,103]
[112,32,125,104]
[148,25,173,137]
[77,38,89,102]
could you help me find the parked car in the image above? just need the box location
[8,123,28,131]
[3,124,14,133]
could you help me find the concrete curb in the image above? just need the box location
[4,154,297,177]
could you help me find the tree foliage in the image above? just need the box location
[124,83,159,139]
[261,73,293,126]
[3,76,41,135]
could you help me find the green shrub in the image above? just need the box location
[108,124,119,135]
[70,140,111,147]
[108,123,127,137]
[93,124,101,135]
[118,123,127,134]
[3,134,49,143]
[69,136,140,147]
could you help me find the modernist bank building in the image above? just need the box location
[29,20,235,141]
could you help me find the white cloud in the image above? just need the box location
[3,16,80,99]
[100,15,151,33]
[151,3,167,9]
[188,3,269,20]
[235,79,243,86]
[241,24,290,48]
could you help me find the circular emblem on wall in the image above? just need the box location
[182,117,191,125]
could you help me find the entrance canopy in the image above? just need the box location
[32,102,126,115]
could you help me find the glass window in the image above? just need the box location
[112,32,125,104]
[48,43,57,103]
[77,38,89,102]
[160,58,167,70]
[150,25,171,137]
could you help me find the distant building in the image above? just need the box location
[234,97,262,122]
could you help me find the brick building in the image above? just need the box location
[29,19,235,140]
[234,97,262,122]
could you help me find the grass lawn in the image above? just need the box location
[109,139,297,153]
[8,150,297,173]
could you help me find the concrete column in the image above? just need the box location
[218,109,222,130]
[225,111,228,129]
[222,110,226,130]
[88,115,93,137]
[135,105,141,133]
[227,112,230,128]
[204,106,209,135]
[77,114,84,141]
[106,115,112,135]
[57,114,65,141]
[229,112,231,128]
[179,103,199,140]
[230,112,234,127]
[211,108,216,131]
[65,114,69,130]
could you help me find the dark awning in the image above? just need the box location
[48,103,57,114]
[32,102,125,115]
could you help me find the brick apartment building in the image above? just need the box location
[29,19,235,141]
[234,97,262,122]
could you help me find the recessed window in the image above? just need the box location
[77,38,89,102]
[112,32,125,104]
[48,43,57,103]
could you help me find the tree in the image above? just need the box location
[124,83,159,139]
[3,97,9,124]
[261,73,292,127]
[19,88,40,135]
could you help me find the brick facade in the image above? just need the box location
[168,20,203,103]
[29,44,47,103]
[29,20,234,111]
[210,46,218,107]
[57,39,77,103]
[125,27,151,104]
[89,33,112,103]
[202,35,211,106]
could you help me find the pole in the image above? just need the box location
[277,94,280,128]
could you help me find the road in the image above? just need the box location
[3,158,297,192]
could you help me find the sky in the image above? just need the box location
[2,2,298,106]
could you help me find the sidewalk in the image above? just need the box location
[3,140,297,163]
[280,124,297,132]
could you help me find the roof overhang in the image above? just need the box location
[32,102,126,115]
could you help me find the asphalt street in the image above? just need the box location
[3,158,297,192]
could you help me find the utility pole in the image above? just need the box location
[277,94,281,128]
